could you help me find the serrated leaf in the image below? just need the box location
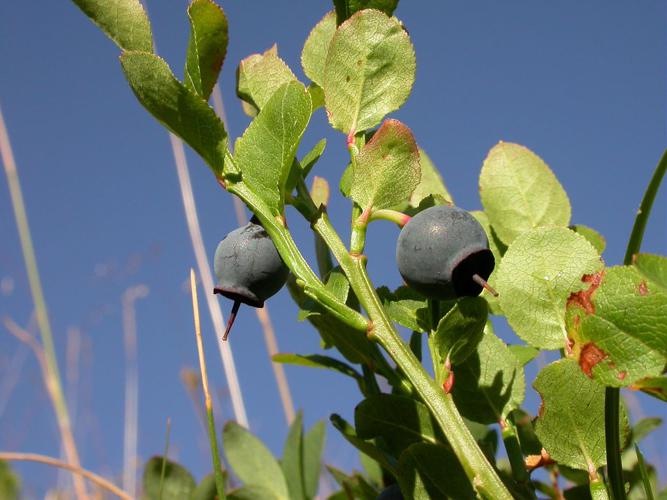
[272,353,362,384]
[496,227,603,349]
[142,456,196,500]
[570,224,606,255]
[350,119,420,211]
[71,0,153,52]
[376,286,430,333]
[333,0,399,24]
[222,422,289,499]
[282,411,305,500]
[534,359,626,472]
[323,10,415,134]
[237,45,297,115]
[397,443,475,500]
[120,52,227,175]
[567,266,667,386]
[479,142,571,245]
[234,81,311,211]
[409,148,453,208]
[302,11,337,86]
[0,460,19,500]
[355,394,442,453]
[330,414,398,475]
[303,421,326,499]
[634,253,667,291]
[632,376,667,402]
[431,297,488,386]
[470,211,505,314]
[184,0,228,100]
[451,329,526,424]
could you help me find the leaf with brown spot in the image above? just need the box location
[634,253,667,292]
[632,376,667,402]
[567,266,667,386]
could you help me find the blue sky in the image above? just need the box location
[1,0,665,496]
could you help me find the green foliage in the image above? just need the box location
[350,119,421,211]
[233,81,311,212]
[185,0,228,100]
[397,443,475,499]
[376,285,430,332]
[533,359,626,472]
[323,9,415,134]
[120,52,228,175]
[480,142,571,245]
[409,148,453,208]
[223,422,290,499]
[632,376,667,402]
[571,224,606,255]
[236,46,297,115]
[333,0,399,24]
[301,12,337,87]
[142,456,196,500]
[496,227,603,349]
[327,465,379,500]
[567,266,667,386]
[634,253,667,291]
[451,328,525,424]
[0,461,19,500]
[281,411,326,500]
[71,0,153,51]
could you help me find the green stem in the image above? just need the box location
[312,212,512,499]
[205,401,226,500]
[369,209,411,227]
[606,149,667,500]
[501,421,534,497]
[590,475,611,500]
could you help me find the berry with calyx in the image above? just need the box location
[396,205,496,300]
[214,218,289,340]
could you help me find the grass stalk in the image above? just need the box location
[0,452,131,500]
[0,104,87,499]
[190,269,226,500]
[212,84,296,426]
[121,285,148,499]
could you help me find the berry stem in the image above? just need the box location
[472,273,498,297]
[223,300,241,341]
[368,209,411,227]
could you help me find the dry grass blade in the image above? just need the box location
[0,102,87,499]
[0,452,130,500]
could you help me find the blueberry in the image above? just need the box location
[396,205,495,300]
[214,219,289,339]
[377,484,404,500]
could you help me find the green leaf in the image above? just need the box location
[496,227,603,349]
[300,139,327,178]
[226,485,278,500]
[236,45,297,115]
[470,211,505,313]
[534,359,626,472]
[509,409,542,456]
[222,421,289,499]
[507,345,540,366]
[376,286,430,333]
[71,0,153,52]
[632,376,667,402]
[234,81,311,211]
[282,411,305,500]
[397,443,475,500]
[359,452,383,487]
[355,394,442,453]
[120,52,227,175]
[628,418,662,448]
[272,353,362,383]
[408,148,453,208]
[303,421,326,499]
[191,474,226,500]
[635,444,656,500]
[330,414,398,475]
[333,0,399,24]
[451,329,526,424]
[142,456,196,500]
[325,266,351,303]
[431,297,488,385]
[323,10,415,134]
[0,460,19,500]
[634,253,667,291]
[479,142,571,245]
[350,119,420,211]
[301,11,337,87]
[567,266,667,386]
[326,466,379,500]
[570,224,606,255]
[184,0,228,100]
